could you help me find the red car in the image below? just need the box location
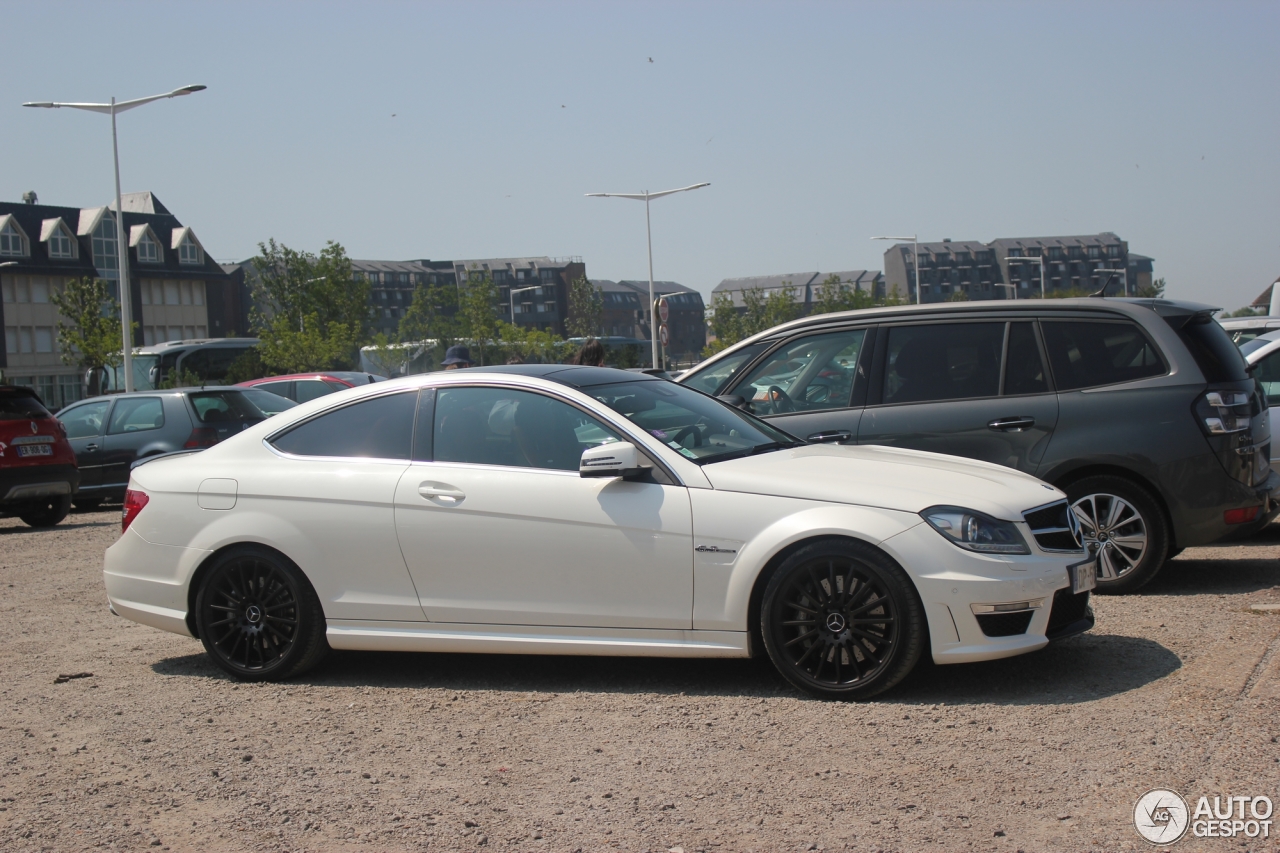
[0,385,79,527]
[235,371,384,404]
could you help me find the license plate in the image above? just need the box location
[16,444,53,457]
[1068,558,1097,594]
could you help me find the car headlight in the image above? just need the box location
[921,506,1030,555]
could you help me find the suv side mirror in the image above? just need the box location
[717,394,749,410]
[580,442,645,480]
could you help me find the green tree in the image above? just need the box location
[703,285,802,356]
[457,269,501,366]
[1223,305,1263,318]
[946,290,970,302]
[566,277,603,339]
[1136,277,1166,299]
[811,274,877,316]
[399,278,461,367]
[49,277,133,394]
[249,239,369,373]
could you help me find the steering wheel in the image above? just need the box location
[765,385,796,414]
[673,423,705,448]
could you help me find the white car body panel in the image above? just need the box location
[104,370,1089,670]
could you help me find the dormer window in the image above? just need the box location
[172,227,204,265]
[0,218,30,257]
[137,233,160,263]
[40,219,78,259]
[48,229,73,258]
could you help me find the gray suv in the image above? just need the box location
[680,297,1277,594]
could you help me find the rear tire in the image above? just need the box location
[760,539,924,700]
[194,547,329,682]
[1065,475,1169,595]
[19,494,72,528]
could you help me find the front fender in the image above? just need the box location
[690,489,919,631]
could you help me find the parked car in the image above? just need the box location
[106,366,1095,700]
[56,388,296,507]
[0,385,80,527]
[681,297,1278,594]
[1241,330,1280,465]
[235,371,386,403]
[1219,316,1280,347]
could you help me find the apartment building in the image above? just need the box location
[710,269,886,315]
[592,279,706,361]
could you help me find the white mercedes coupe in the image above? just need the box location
[105,365,1095,700]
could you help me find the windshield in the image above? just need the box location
[588,380,801,464]
[679,342,770,395]
[1239,336,1279,358]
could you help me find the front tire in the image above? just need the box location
[194,547,329,681]
[1065,475,1169,595]
[760,539,924,700]
[19,494,72,528]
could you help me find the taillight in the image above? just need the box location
[122,489,149,533]
[1224,506,1262,525]
[1195,390,1252,435]
[183,427,219,449]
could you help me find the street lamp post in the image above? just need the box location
[586,183,710,369]
[871,236,921,304]
[1095,267,1128,296]
[1007,253,1047,299]
[509,284,541,326]
[23,84,207,392]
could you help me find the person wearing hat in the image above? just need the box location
[441,345,473,370]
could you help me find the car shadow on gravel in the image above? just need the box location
[152,631,1179,705]
[1141,556,1280,596]
[0,519,117,535]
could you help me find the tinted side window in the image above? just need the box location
[61,400,110,438]
[731,329,866,415]
[271,391,417,459]
[681,342,769,395]
[434,387,621,471]
[1004,322,1049,396]
[255,380,294,400]
[107,397,166,434]
[1170,315,1249,383]
[295,379,338,403]
[1042,321,1165,391]
[883,323,1004,405]
[1255,350,1280,406]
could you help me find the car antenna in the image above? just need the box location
[1089,271,1119,298]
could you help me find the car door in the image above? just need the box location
[722,327,871,444]
[394,384,694,628]
[57,399,112,490]
[857,320,1059,474]
[100,396,168,489]
[258,389,426,621]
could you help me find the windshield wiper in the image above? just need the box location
[748,441,790,455]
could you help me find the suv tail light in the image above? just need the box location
[1196,390,1252,435]
[122,489,149,533]
[183,427,219,449]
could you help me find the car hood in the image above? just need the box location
[699,443,1064,520]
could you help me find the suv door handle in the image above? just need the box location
[418,483,465,503]
[85,443,98,452]
[807,430,852,443]
[988,417,1035,432]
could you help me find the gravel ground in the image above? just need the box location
[1,508,1278,853]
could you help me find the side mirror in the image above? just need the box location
[717,394,749,410]
[580,442,645,480]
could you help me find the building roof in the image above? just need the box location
[616,280,700,298]
[110,192,171,216]
[712,272,820,293]
[1252,279,1279,308]
[989,232,1126,250]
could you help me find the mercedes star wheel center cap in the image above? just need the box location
[245,605,262,624]
[826,612,847,633]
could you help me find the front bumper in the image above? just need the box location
[881,521,1089,665]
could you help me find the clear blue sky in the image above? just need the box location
[3,1,1276,310]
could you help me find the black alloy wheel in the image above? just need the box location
[1065,475,1169,595]
[761,539,924,700]
[19,494,72,528]
[194,547,328,681]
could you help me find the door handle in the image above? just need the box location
[418,483,465,503]
[807,430,852,443]
[85,443,98,452]
[987,417,1036,432]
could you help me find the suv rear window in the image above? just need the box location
[1041,321,1166,391]
[0,393,51,421]
[1169,314,1249,383]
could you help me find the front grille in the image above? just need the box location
[1023,500,1082,552]
[975,610,1034,637]
[1046,587,1092,639]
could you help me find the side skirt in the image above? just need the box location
[326,621,750,658]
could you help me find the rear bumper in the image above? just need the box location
[0,464,79,504]
[1197,469,1280,544]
